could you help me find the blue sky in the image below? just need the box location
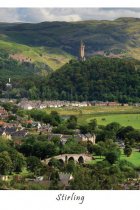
[0,8,140,22]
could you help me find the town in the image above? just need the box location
[1,97,140,110]
[0,98,140,190]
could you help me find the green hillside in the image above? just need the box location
[1,56,140,101]
[0,17,140,77]
[0,40,73,72]
[1,18,140,100]
[0,17,140,60]
[46,56,140,102]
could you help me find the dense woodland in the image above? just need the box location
[46,56,140,102]
[1,56,140,102]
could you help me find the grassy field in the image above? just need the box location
[87,151,140,168]
[45,105,140,128]
[87,156,104,164]
[78,113,140,129]
[120,150,140,168]
[45,105,140,115]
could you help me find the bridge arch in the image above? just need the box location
[58,159,65,166]
[78,156,84,164]
[68,157,75,162]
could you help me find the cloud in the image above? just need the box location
[0,8,21,22]
[20,8,82,22]
[0,8,140,23]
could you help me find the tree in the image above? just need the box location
[29,86,39,100]
[33,141,59,159]
[0,151,13,175]
[124,145,132,157]
[88,119,97,132]
[126,130,140,143]
[48,158,63,168]
[50,111,61,126]
[9,150,26,172]
[7,114,17,121]
[105,151,120,164]
[19,143,33,157]
[65,161,76,173]
[92,144,103,157]
[67,115,77,129]
[49,170,60,190]
[63,138,86,154]
[117,126,134,140]
[79,124,90,134]
[106,122,121,133]
[27,156,43,175]
[87,142,94,154]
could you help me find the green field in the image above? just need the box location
[78,113,140,129]
[120,151,140,168]
[88,151,140,168]
[45,106,140,129]
[46,105,140,116]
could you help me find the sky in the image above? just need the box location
[0,8,140,23]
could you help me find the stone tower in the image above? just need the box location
[79,40,85,61]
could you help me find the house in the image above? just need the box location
[18,99,37,110]
[48,133,96,145]
[60,135,73,145]
[0,121,5,126]
[0,125,28,140]
[48,134,72,145]
[0,128,12,140]
[0,106,8,119]
[35,176,44,182]
[0,175,9,181]
[18,99,91,109]
[91,101,121,106]
[134,103,140,107]
[76,133,96,144]
[122,103,129,106]
[20,103,33,110]
[11,130,28,139]
[38,123,52,133]
[107,102,120,106]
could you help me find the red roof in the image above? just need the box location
[0,121,5,125]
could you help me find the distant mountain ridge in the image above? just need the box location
[0,17,140,77]
[0,17,140,58]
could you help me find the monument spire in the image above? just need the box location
[79,40,86,61]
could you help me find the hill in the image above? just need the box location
[1,56,140,101]
[1,18,140,100]
[45,56,140,102]
[1,17,140,60]
[0,40,72,75]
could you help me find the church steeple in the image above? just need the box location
[6,78,12,88]
[79,40,86,61]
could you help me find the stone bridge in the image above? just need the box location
[43,153,93,165]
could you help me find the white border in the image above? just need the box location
[0,1,140,210]
[0,190,140,210]
[0,0,139,8]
